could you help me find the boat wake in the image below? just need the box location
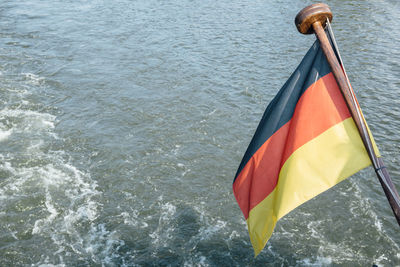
[0,72,121,265]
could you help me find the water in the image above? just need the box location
[0,0,399,266]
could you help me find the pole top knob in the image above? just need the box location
[295,3,333,34]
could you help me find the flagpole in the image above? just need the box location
[295,3,400,226]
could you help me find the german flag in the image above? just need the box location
[233,37,378,256]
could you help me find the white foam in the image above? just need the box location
[149,202,177,246]
[184,255,209,267]
[0,108,56,136]
[32,191,59,235]
[375,254,388,265]
[200,220,227,240]
[307,220,322,239]
[207,109,217,116]
[0,129,12,141]
[0,104,109,264]
[229,230,240,240]
[22,72,45,85]
[0,68,129,265]
[298,256,333,266]
[120,210,143,227]
[182,168,191,177]
[38,264,66,267]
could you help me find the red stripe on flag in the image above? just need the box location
[233,73,351,219]
[233,121,290,219]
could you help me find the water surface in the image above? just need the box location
[0,0,399,266]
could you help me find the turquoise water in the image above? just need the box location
[0,0,399,266]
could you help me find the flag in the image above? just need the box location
[233,35,379,256]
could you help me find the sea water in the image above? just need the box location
[0,0,399,265]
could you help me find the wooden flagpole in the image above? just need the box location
[294,3,400,226]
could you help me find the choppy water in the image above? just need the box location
[0,0,399,266]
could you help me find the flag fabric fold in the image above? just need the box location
[233,35,375,256]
